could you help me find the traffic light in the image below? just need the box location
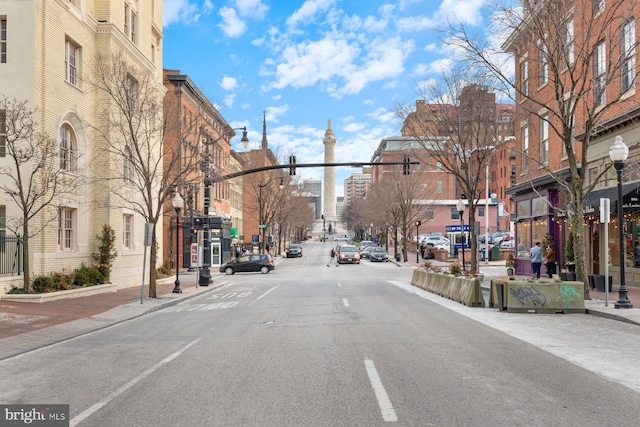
[289,155,297,175]
[192,228,198,236]
[403,155,410,175]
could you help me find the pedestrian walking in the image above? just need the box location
[545,245,556,278]
[530,241,543,279]
[327,247,338,267]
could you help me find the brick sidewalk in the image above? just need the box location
[0,274,202,340]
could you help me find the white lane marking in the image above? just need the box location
[364,358,398,422]
[70,338,201,426]
[249,285,280,306]
[343,298,349,307]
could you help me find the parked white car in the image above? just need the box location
[421,236,450,251]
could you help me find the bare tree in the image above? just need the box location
[0,96,79,292]
[368,168,431,262]
[276,184,315,250]
[447,0,640,294]
[85,52,196,297]
[398,77,507,272]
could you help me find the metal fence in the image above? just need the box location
[0,234,22,276]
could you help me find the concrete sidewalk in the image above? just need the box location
[397,247,640,326]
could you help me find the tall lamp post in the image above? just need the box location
[609,135,633,309]
[200,127,249,286]
[258,176,284,253]
[457,199,466,271]
[172,191,184,294]
[415,220,421,263]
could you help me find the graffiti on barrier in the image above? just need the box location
[509,285,547,307]
[560,285,581,308]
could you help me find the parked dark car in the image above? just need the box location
[359,246,375,259]
[286,244,303,258]
[337,244,360,264]
[368,247,389,262]
[219,254,274,275]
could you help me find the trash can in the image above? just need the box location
[395,253,401,261]
[489,245,500,261]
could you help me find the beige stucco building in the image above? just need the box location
[0,1,164,293]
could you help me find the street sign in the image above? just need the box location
[259,224,267,229]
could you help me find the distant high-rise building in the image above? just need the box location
[344,168,372,206]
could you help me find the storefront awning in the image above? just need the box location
[584,182,640,212]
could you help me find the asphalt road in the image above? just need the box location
[1,241,640,426]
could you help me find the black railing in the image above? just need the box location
[0,234,22,276]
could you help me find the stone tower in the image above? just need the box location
[323,119,337,222]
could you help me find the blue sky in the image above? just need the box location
[162,0,492,196]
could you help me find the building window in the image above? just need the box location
[58,207,75,251]
[0,205,4,252]
[540,116,549,164]
[594,41,606,107]
[60,124,77,172]
[593,0,605,14]
[621,19,636,93]
[451,208,460,220]
[436,161,442,171]
[123,145,133,185]
[520,60,529,97]
[425,207,434,221]
[65,39,79,86]
[436,180,443,193]
[123,214,133,249]
[540,44,548,85]
[0,18,6,64]
[0,109,5,157]
[521,126,529,172]
[126,74,138,112]
[124,2,138,44]
[565,19,574,66]
[479,207,485,217]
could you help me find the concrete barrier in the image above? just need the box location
[489,279,584,313]
[411,269,484,307]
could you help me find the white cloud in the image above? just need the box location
[163,0,201,26]
[344,122,366,133]
[340,37,413,96]
[396,15,437,32]
[235,0,269,20]
[286,0,336,29]
[263,32,413,98]
[435,0,486,26]
[203,0,215,13]
[220,76,238,90]
[265,105,290,123]
[219,7,247,37]
[265,37,359,90]
[223,94,236,108]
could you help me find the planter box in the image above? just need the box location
[0,283,118,303]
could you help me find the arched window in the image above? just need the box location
[60,124,77,172]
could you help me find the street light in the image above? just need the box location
[200,127,249,286]
[258,176,284,254]
[609,135,633,309]
[415,220,421,263]
[172,191,184,294]
[457,199,466,271]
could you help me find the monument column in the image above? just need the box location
[323,119,337,222]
